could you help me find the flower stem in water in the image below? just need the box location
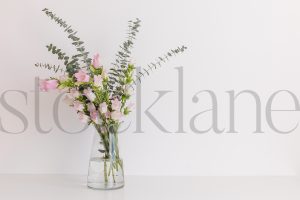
[104,160,108,184]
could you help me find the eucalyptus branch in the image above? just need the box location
[112,18,141,69]
[42,8,92,68]
[46,43,80,75]
[34,62,65,73]
[108,18,141,97]
[46,43,75,65]
[133,45,187,84]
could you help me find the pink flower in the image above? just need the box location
[87,103,96,112]
[74,70,90,82]
[105,111,111,119]
[99,102,108,114]
[111,111,122,121]
[92,54,100,68]
[83,88,96,102]
[39,79,58,92]
[90,111,100,124]
[94,75,103,87]
[70,88,80,98]
[78,112,89,123]
[73,101,84,111]
[70,89,80,98]
[111,98,122,111]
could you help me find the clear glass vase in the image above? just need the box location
[87,125,124,190]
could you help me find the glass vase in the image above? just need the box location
[87,125,124,190]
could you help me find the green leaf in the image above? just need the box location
[42,8,91,68]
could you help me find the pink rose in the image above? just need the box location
[83,88,96,102]
[73,101,84,111]
[99,102,108,114]
[39,79,58,92]
[92,54,100,68]
[78,112,89,123]
[94,75,103,87]
[111,111,122,121]
[74,70,90,82]
[111,98,122,111]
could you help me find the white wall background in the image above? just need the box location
[1,0,300,176]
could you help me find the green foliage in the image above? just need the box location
[93,84,110,105]
[58,78,76,89]
[36,9,187,160]
[46,43,80,75]
[109,63,135,99]
[35,62,65,73]
[108,19,141,97]
[133,45,187,84]
[42,8,92,73]
[123,107,130,115]
[107,19,187,97]
[90,66,103,76]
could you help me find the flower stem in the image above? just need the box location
[104,160,108,184]
[111,165,116,183]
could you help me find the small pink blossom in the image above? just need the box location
[90,110,100,124]
[78,112,89,123]
[73,101,84,111]
[111,111,122,121]
[70,88,80,98]
[111,98,122,111]
[63,95,74,106]
[39,79,58,92]
[74,70,90,82]
[94,75,103,87]
[99,102,108,114]
[87,103,96,112]
[83,88,96,102]
[92,54,100,68]
[105,111,111,119]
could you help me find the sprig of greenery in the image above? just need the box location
[42,8,92,70]
[133,45,187,84]
[35,62,65,73]
[108,18,141,97]
[46,43,80,75]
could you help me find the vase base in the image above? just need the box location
[87,182,124,190]
[87,157,125,190]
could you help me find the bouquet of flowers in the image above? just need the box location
[37,8,186,189]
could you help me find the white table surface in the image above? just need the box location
[0,175,299,200]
